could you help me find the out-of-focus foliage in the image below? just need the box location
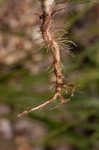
[0,0,99,150]
[0,0,5,5]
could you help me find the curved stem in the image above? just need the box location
[41,0,63,93]
[17,0,73,117]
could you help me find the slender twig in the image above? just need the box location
[18,0,75,118]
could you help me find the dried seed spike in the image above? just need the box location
[18,0,75,117]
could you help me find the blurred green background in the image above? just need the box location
[0,0,99,150]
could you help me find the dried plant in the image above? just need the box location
[18,0,75,117]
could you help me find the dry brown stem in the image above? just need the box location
[18,0,75,118]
